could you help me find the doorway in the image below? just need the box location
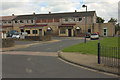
[68,29,72,37]
[39,29,42,36]
[103,28,107,37]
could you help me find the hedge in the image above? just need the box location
[2,38,15,48]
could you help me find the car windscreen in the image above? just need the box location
[14,33,19,35]
[91,33,98,35]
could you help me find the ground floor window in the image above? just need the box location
[26,30,30,34]
[32,30,38,34]
[21,29,24,32]
[60,29,66,34]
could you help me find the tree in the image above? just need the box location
[108,18,117,23]
[96,17,105,23]
[115,23,120,34]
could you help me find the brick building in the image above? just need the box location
[0,11,115,37]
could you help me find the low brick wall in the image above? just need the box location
[2,38,15,48]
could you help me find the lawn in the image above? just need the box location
[62,37,119,55]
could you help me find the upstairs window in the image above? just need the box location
[8,21,11,24]
[70,18,75,22]
[20,20,24,23]
[26,20,29,23]
[77,18,82,22]
[31,20,34,23]
[3,21,7,24]
[63,18,68,22]
[15,20,18,23]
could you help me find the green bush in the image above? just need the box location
[2,38,15,48]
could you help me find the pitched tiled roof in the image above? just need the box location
[0,16,17,21]
[15,11,96,20]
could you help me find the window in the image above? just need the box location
[8,21,11,24]
[63,18,68,22]
[3,21,7,24]
[70,18,75,22]
[77,18,82,22]
[26,30,30,34]
[15,20,18,23]
[32,30,38,34]
[31,20,34,23]
[21,29,24,32]
[20,20,24,23]
[60,29,66,34]
[26,20,29,23]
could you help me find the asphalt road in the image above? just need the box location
[2,37,117,78]
[14,37,85,52]
[2,54,116,78]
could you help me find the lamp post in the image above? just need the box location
[82,5,87,43]
[33,17,37,36]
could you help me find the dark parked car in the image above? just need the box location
[86,33,91,38]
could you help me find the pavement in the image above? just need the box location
[58,52,119,76]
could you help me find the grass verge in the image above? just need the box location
[62,37,118,55]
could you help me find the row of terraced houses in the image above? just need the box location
[0,10,115,38]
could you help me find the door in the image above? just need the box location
[68,29,72,37]
[103,28,107,37]
[39,29,42,36]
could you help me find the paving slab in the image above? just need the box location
[58,52,119,75]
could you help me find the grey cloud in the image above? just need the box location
[2,2,24,10]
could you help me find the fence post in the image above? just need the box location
[98,42,100,64]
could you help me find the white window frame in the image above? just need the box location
[69,18,75,22]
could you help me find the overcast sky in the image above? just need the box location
[0,0,119,22]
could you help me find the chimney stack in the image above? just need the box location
[12,14,14,16]
[49,12,51,14]
[75,10,77,12]
[33,12,35,15]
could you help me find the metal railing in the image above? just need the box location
[98,43,120,67]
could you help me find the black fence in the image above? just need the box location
[98,43,120,67]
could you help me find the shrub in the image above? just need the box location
[2,38,15,48]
